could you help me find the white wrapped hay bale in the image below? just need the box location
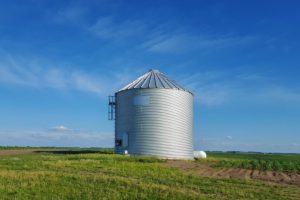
[194,151,207,159]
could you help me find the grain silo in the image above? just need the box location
[108,69,194,159]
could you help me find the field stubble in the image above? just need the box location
[0,149,299,200]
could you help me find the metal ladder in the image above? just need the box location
[108,96,116,120]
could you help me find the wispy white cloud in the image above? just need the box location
[48,125,73,132]
[260,87,300,102]
[195,84,230,106]
[49,6,259,54]
[1,48,299,107]
[179,70,233,105]
[89,17,146,40]
[88,14,257,54]
[47,4,264,57]
[226,136,233,140]
[0,50,130,97]
[51,5,87,25]
[141,33,256,54]
[178,68,300,106]
[236,73,266,81]
[87,16,257,54]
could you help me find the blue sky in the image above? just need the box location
[0,0,299,153]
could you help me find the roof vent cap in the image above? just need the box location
[148,69,159,73]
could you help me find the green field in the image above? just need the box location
[200,152,300,173]
[0,150,299,200]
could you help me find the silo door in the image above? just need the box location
[122,132,128,147]
[116,132,128,147]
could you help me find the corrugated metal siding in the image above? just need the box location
[115,88,193,159]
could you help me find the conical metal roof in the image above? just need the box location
[118,69,192,94]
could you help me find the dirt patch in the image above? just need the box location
[163,160,300,186]
[0,150,36,156]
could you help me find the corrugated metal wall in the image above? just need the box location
[115,88,193,159]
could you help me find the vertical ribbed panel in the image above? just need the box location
[115,88,193,159]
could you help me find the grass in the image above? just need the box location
[0,151,299,199]
[199,152,300,173]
